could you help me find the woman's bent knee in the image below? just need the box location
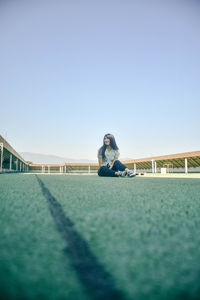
[98,166,106,176]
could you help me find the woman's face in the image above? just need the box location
[104,137,110,146]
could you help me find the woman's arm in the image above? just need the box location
[109,157,118,169]
[98,157,103,167]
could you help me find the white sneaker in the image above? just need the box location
[118,170,126,177]
[127,170,136,177]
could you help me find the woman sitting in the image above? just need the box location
[97,133,136,177]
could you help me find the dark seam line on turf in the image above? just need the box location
[35,175,128,300]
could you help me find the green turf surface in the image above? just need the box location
[1,174,200,300]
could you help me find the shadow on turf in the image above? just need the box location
[36,175,128,300]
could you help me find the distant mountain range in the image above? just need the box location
[19,152,97,164]
[20,152,133,164]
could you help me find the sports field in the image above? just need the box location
[0,174,200,300]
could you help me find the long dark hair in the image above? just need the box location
[100,133,119,159]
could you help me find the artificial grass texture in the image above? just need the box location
[1,174,200,299]
[0,174,88,300]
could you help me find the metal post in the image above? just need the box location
[0,143,3,172]
[154,161,157,173]
[9,154,12,171]
[134,163,136,173]
[60,166,61,173]
[185,158,188,173]
[152,160,154,173]
[20,161,22,172]
[16,159,18,171]
[88,165,91,174]
[48,166,50,173]
[64,165,66,173]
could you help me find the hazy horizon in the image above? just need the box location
[19,151,134,164]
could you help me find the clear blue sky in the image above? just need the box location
[1,0,200,160]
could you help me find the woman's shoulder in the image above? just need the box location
[98,146,103,152]
[112,148,119,153]
[113,149,120,157]
[97,147,103,156]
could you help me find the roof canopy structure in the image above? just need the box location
[0,135,28,172]
[123,151,200,170]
